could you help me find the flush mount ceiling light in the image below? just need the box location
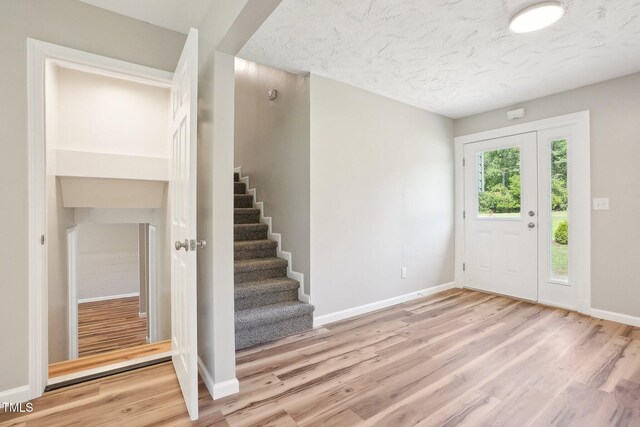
[509,1,565,33]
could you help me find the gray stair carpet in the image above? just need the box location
[233,173,314,350]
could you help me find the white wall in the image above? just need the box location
[310,75,455,317]
[454,71,640,320]
[57,67,170,157]
[234,58,310,294]
[76,223,139,301]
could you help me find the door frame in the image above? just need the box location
[454,111,591,313]
[66,226,79,360]
[148,224,159,343]
[27,39,173,401]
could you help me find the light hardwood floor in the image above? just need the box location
[78,296,148,357]
[49,340,172,380]
[2,289,640,426]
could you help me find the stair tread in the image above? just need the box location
[234,257,288,273]
[235,301,314,330]
[235,277,300,298]
[234,239,278,250]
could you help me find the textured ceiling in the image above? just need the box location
[239,0,640,118]
[78,0,212,34]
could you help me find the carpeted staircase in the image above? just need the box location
[234,172,314,350]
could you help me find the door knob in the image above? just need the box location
[175,239,189,251]
[528,222,536,229]
[528,211,536,217]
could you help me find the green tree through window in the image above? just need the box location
[478,147,521,215]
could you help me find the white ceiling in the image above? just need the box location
[78,0,213,34]
[239,0,640,118]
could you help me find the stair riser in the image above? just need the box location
[236,314,314,350]
[234,182,247,194]
[235,289,299,311]
[234,211,260,224]
[234,247,278,260]
[234,195,253,208]
[235,266,288,284]
[234,172,240,182]
[234,227,268,241]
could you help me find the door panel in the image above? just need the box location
[464,132,538,301]
[170,28,198,421]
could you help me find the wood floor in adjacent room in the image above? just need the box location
[3,289,640,426]
[78,296,148,357]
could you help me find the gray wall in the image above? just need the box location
[234,59,311,294]
[454,71,640,319]
[310,75,455,316]
[0,0,185,393]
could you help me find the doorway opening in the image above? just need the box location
[28,34,201,419]
[40,52,173,386]
[66,223,158,359]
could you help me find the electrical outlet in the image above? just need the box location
[401,267,407,279]
[592,198,609,211]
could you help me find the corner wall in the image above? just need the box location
[234,59,311,294]
[454,71,640,319]
[309,75,455,317]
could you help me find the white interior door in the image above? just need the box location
[464,132,538,301]
[170,28,199,421]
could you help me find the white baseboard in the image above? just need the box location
[0,385,31,404]
[314,282,458,327]
[589,307,640,328]
[78,292,140,304]
[197,357,239,400]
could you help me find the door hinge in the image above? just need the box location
[40,235,45,245]
[463,210,466,219]
[462,158,466,167]
[462,263,466,272]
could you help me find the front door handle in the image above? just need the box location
[528,222,536,229]
[175,239,189,251]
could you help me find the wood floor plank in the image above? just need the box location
[77,297,148,357]
[3,289,640,427]
[49,340,171,379]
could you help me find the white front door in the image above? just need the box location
[464,132,538,301]
[170,28,199,421]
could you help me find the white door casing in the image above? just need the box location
[148,224,158,343]
[66,226,78,360]
[463,132,538,301]
[170,28,199,421]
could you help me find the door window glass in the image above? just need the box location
[477,147,521,218]
[550,139,568,282]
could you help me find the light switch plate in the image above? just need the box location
[592,198,609,211]
[401,267,407,279]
